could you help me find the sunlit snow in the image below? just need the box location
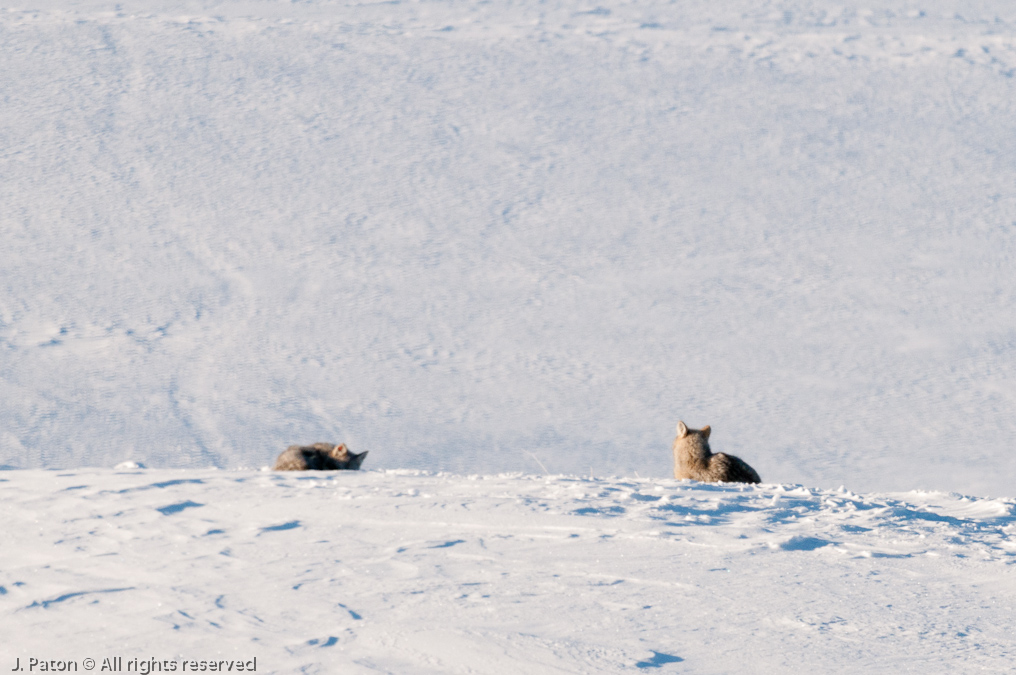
[2,0,1015,672]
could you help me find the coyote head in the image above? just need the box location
[326,443,369,469]
[342,448,369,470]
[675,421,710,441]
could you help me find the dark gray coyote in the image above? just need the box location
[672,421,760,483]
[273,443,368,471]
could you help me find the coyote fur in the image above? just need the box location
[273,443,368,471]
[672,421,760,484]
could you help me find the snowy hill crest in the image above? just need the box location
[3,469,1015,672]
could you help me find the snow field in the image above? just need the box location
[1,1,1016,495]
[2,469,1014,673]
[4,2,1016,670]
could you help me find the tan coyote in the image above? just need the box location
[273,443,368,471]
[672,421,760,483]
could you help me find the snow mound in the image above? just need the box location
[2,469,1014,672]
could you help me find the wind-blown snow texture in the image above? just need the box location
[2,1,1016,496]
[2,469,1015,672]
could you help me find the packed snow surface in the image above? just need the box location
[3,3,1016,669]
[2,469,1015,673]
[2,0,1016,495]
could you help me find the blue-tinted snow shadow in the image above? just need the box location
[428,539,466,548]
[259,520,302,534]
[652,494,765,522]
[113,478,206,494]
[635,651,684,668]
[27,587,134,610]
[573,506,627,517]
[156,500,203,515]
[779,536,832,551]
[338,603,362,620]
[307,636,339,647]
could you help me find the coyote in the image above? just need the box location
[273,443,368,471]
[672,421,760,483]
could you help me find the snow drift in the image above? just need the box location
[3,468,1015,672]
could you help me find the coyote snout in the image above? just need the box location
[273,443,369,471]
[672,421,760,484]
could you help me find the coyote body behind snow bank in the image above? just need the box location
[273,443,368,471]
[672,421,761,484]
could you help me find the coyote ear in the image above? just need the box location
[701,426,711,440]
[676,421,688,438]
